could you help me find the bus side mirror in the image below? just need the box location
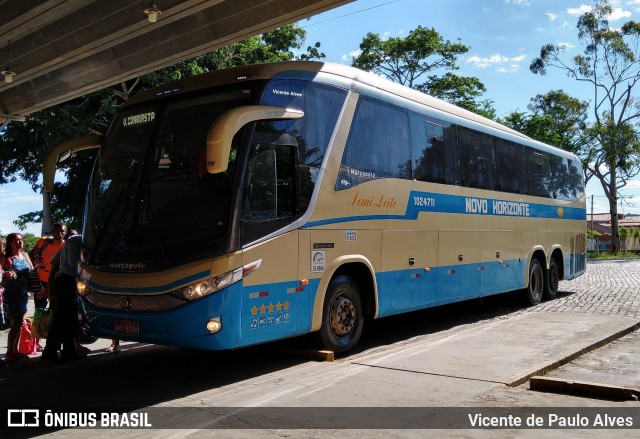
[205,105,303,174]
[43,135,103,193]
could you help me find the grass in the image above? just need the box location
[588,251,639,259]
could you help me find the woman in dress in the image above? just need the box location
[1,233,34,363]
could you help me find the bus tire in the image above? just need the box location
[525,258,544,306]
[544,258,560,300]
[316,275,363,356]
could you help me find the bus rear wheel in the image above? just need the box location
[544,258,560,300]
[317,275,363,356]
[525,258,544,306]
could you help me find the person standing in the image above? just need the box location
[29,223,67,351]
[41,234,83,363]
[61,229,92,355]
[30,224,66,305]
[0,237,8,331]
[1,233,34,363]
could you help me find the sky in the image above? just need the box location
[2,0,640,236]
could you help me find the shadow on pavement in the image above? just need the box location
[0,288,574,410]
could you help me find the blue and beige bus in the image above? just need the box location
[45,61,586,355]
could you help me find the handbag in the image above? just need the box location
[18,319,37,355]
[27,269,43,294]
[32,307,53,339]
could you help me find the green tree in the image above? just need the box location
[352,25,495,118]
[0,25,322,233]
[501,90,590,161]
[530,0,640,252]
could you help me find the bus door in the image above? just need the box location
[238,135,309,345]
[241,231,303,345]
[437,231,482,303]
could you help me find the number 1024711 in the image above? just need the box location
[413,196,436,207]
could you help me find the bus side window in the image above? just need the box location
[411,114,444,184]
[527,150,549,197]
[495,138,527,194]
[459,127,496,190]
[337,97,410,189]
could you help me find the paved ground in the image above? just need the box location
[0,259,639,438]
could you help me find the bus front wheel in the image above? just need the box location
[525,258,544,306]
[317,275,363,356]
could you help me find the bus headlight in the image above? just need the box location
[172,259,262,301]
[76,280,92,297]
[174,279,217,301]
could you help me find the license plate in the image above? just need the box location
[114,320,139,335]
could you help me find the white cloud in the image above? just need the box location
[505,0,530,5]
[545,12,558,21]
[566,4,631,21]
[567,5,593,16]
[558,41,575,49]
[497,65,520,73]
[608,7,632,20]
[0,193,41,204]
[624,180,640,189]
[466,53,526,72]
[341,49,361,63]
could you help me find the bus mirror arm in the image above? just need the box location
[205,105,303,174]
[43,135,103,193]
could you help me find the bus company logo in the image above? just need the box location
[7,409,40,427]
[120,296,133,310]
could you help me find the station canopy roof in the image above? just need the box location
[0,0,352,123]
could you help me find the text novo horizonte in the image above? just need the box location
[465,197,530,217]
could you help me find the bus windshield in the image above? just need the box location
[84,88,254,270]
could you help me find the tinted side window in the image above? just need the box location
[495,138,528,194]
[459,127,496,190]
[568,157,585,201]
[410,114,460,185]
[527,149,549,197]
[337,97,410,190]
[262,80,347,169]
[261,80,347,212]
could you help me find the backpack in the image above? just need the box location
[32,237,53,266]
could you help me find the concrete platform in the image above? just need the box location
[351,312,639,388]
[1,277,639,436]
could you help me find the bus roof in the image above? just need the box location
[125,61,577,160]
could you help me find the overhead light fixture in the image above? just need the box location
[1,69,15,83]
[2,40,16,83]
[144,2,162,23]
